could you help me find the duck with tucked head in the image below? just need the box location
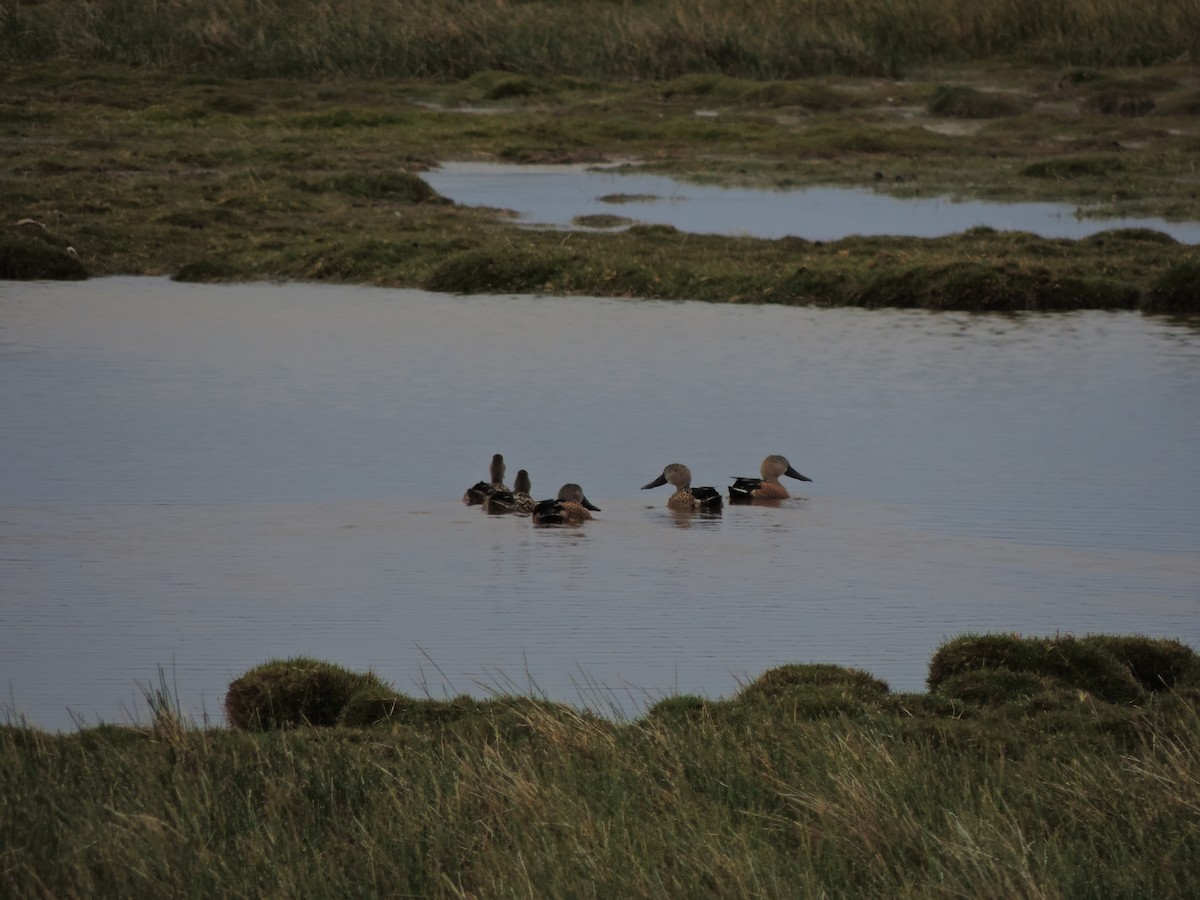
[483,469,536,516]
[463,453,509,505]
[728,454,812,503]
[642,463,723,512]
[531,483,601,526]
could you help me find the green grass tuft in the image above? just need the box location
[1144,261,1200,315]
[928,85,1024,118]
[925,633,1182,704]
[224,657,394,730]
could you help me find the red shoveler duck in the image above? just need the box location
[642,463,723,512]
[728,454,812,503]
[531,483,601,526]
[463,453,509,505]
[483,469,536,516]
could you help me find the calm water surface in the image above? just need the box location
[3,278,1198,729]
[422,162,1200,243]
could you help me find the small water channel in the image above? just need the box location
[422,162,1200,243]
[2,278,1199,730]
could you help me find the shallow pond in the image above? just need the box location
[2,278,1198,729]
[422,162,1200,243]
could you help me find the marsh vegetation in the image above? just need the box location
[3,2,1200,309]
[4,635,1199,896]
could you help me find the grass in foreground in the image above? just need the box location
[3,634,1199,897]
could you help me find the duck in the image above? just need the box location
[463,453,509,505]
[483,469,536,516]
[642,463,723,512]
[531,483,601,526]
[728,454,812,503]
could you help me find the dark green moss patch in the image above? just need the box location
[599,193,659,204]
[855,261,1137,311]
[297,172,447,203]
[573,213,631,228]
[0,228,86,280]
[928,85,1024,118]
[173,258,242,282]
[1144,261,1200,314]
[1078,635,1200,691]
[423,248,575,293]
[926,634,1171,705]
[224,657,394,730]
[1088,90,1156,116]
[1021,157,1125,179]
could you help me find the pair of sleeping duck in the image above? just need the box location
[642,455,811,512]
[463,454,600,525]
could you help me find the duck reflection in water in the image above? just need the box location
[531,483,601,526]
[728,454,812,503]
[642,463,723,512]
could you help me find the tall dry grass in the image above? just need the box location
[4,636,1200,897]
[3,694,1199,896]
[3,0,1198,79]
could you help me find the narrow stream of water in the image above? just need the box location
[421,162,1200,242]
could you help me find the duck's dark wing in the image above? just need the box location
[464,481,496,505]
[483,489,518,514]
[727,477,762,503]
[691,486,724,510]
[531,498,566,525]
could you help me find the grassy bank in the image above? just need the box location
[3,634,1199,897]
[4,0,1200,78]
[4,2,1200,311]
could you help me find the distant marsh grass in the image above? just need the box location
[4,0,1200,79]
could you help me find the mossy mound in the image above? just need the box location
[573,213,632,229]
[926,634,1196,705]
[739,663,890,702]
[173,258,241,282]
[422,249,573,293]
[1020,157,1125,179]
[732,664,891,720]
[855,262,1137,311]
[1143,261,1200,315]
[1082,228,1177,247]
[643,693,716,724]
[294,171,447,203]
[931,669,1076,706]
[1,223,87,280]
[1077,635,1200,691]
[928,85,1024,118]
[1088,91,1156,117]
[224,657,394,730]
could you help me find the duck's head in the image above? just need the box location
[513,469,531,494]
[489,453,506,484]
[558,483,601,511]
[763,454,811,483]
[642,463,692,491]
